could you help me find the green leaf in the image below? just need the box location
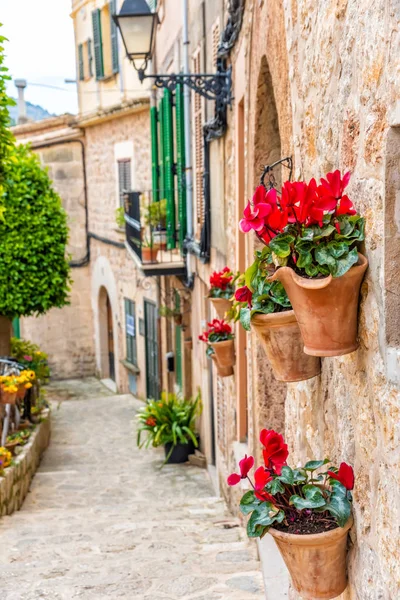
[315,246,336,269]
[292,468,307,483]
[297,251,313,269]
[326,489,352,527]
[326,241,349,259]
[279,466,294,485]
[313,224,336,240]
[239,307,251,331]
[246,503,281,537]
[240,490,262,516]
[305,263,319,277]
[245,261,258,291]
[269,234,295,258]
[267,478,285,495]
[290,486,327,510]
[333,246,359,278]
[304,459,329,471]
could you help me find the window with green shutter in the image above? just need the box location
[110,0,119,74]
[163,88,176,250]
[88,39,94,78]
[125,299,137,366]
[92,9,104,80]
[150,106,159,202]
[175,83,187,248]
[78,44,84,81]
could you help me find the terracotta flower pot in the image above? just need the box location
[1,391,17,405]
[141,245,160,263]
[16,386,26,401]
[211,354,234,378]
[269,517,353,599]
[251,310,321,382]
[268,253,368,357]
[209,296,233,319]
[210,339,235,368]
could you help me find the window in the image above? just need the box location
[125,299,137,366]
[118,159,132,208]
[78,44,84,81]
[92,1,119,81]
[78,40,94,81]
[192,48,205,240]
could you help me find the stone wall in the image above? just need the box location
[0,411,51,517]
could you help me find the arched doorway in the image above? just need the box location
[98,286,115,382]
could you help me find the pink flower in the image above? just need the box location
[23,355,32,362]
[239,201,272,233]
[227,454,255,486]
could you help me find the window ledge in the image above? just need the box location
[121,359,140,375]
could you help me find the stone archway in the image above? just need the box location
[98,286,115,382]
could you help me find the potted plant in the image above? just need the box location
[239,171,368,356]
[141,237,160,263]
[208,267,237,318]
[137,391,201,465]
[0,375,19,404]
[11,338,50,384]
[228,429,354,600]
[232,263,320,382]
[210,352,234,377]
[115,206,125,229]
[144,199,168,249]
[199,319,235,368]
[159,305,183,326]
[0,447,12,471]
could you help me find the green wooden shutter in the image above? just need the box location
[92,9,104,80]
[150,106,159,202]
[110,0,119,74]
[87,39,93,77]
[175,83,187,248]
[158,98,165,202]
[78,44,84,81]
[175,292,182,390]
[12,318,20,339]
[163,88,176,250]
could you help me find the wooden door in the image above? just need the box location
[106,295,115,381]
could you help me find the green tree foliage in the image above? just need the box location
[0,27,71,319]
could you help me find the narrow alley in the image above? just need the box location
[0,380,264,600]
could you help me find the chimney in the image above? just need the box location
[14,79,28,124]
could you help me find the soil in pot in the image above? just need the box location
[269,516,353,600]
[251,310,320,382]
[210,339,235,368]
[269,253,368,357]
[209,296,233,319]
[164,439,195,464]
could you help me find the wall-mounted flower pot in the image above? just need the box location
[184,338,193,351]
[269,517,353,599]
[141,245,160,263]
[164,439,195,464]
[269,253,368,357]
[1,391,17,405]
[251,310,320,382]
[210,339,235,368]
[211,354,233,378]
[209,296,233,319]
[174,314,183,326]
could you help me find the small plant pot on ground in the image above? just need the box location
[269,517,353,600]
[209,297,233,319]
[210,339,235,368]
[268,253,368,357]
[211,353,234,378]
[5,439,20,455]
[164,439,196,464]
[141,245,160,263]
[251,310,320,382]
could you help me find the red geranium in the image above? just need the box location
[328,462,355,491]
[234,286,253,306]
[227,454,254,486]
[210,267,233,290]
[260,429,289,475]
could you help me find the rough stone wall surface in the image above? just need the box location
[0,411,51,517]
[219,0,400,598]
[18,140,96,380]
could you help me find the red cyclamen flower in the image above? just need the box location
[254,466,274,502]
[327,462,355,491]
[234,286,253,306]
[227,454,255,486]
[318,170,351,211]
[260,429,289,475]
[210,267,233,290]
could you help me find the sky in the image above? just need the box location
[0,0,78,115]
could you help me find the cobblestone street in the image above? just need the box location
[0,380,264,600]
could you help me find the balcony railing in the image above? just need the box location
[124,190,186,277]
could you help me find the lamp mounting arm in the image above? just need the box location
[137,68,232,105]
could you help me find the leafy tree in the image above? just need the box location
[0,27,71,350]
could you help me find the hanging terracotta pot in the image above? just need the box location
[268,253,368,357]
[210,339,235,368]
[251,310,320,382]
[208,296,233,319]
[269,517,353,600]
[16,386,26,401]
[211,354,233,378]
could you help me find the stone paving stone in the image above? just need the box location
[0,380,265,599]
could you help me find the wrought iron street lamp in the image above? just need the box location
[113,0,232,106]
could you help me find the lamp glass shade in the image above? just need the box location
[117,14,155,59]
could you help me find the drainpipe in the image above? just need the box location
[182,0,194,278]
[14,79,28,124]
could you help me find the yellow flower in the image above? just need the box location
[24,382,32,389]
[27,370,35,380]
